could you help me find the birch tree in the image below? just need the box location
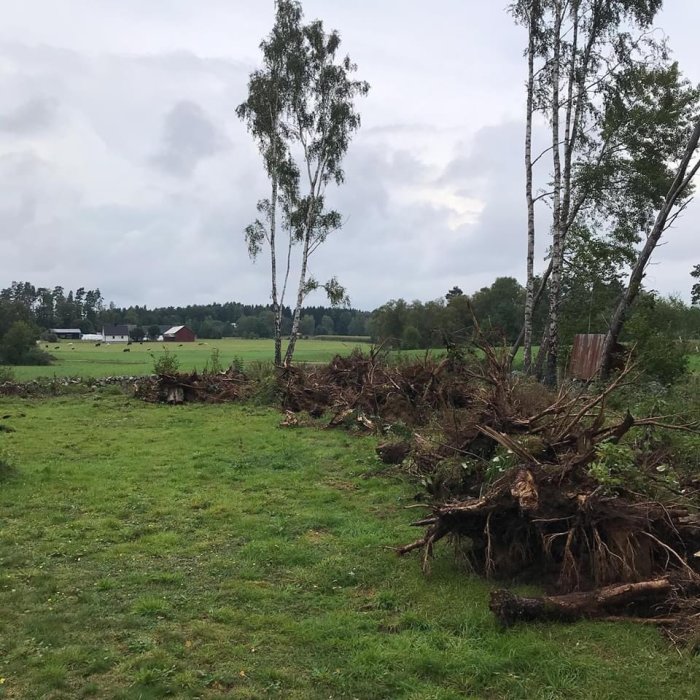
[511,0,544,374]
[237,0,303,366]
[509,0,699,385]
[600,116,700,377]
[282,20,369,364]
[239,1,368,366]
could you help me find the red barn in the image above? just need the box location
[163,325,196,342]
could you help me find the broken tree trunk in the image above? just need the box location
[600,117,700,378]
[489,576,700,627]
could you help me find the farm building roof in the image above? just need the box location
[50,328,82,334]
[163,325,185,336]
[103,324,130,335]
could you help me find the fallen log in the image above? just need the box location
[489,575,700,627]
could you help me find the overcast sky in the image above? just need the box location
[1,1,698,310]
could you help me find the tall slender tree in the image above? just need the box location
[510,0,698,385]
[238,1,368,366]
[237,0,303,365]
[601,116,700,376]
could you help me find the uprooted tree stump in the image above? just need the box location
[395,335,700,630]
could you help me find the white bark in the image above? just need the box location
[523,6,537,374]
[545,0,564,387]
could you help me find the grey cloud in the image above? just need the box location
[0,97,59,133]
[151,100,229,178]
[363,123,442,136]
[0,3,697,309]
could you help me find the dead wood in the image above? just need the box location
[376,441,412,465]
[135,367,252,404]
[489,575,700,627]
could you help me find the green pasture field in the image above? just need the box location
[6,338,700,381]
[14,338,375,381]
[0,394,698,699]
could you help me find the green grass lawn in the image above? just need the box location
[14,338,375,381]
[0,394,698,699]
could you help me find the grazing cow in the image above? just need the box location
[123,348,130,353]
[95,342,101,347]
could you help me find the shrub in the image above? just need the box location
[0,366,15,383]
[229,355,244,374]
[23,347,54,366]
[203,347,224,375]
[40,331,59,343]
[151,348,180,375]
[0,321,40,364]
[625,297,689,385]
[246,361,279,405]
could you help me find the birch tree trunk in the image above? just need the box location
[283,231,311,366]
[544,1,564,388]
[269,169,283,366]
[523,9,537,375]
[600,118,700,377]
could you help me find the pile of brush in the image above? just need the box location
[281,338,699,632]
[135,367,251,404]
[134,335,700,634]
[279,345,476,427]
[385,342,700,633]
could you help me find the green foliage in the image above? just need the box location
[0,366,16,383]
[0,281,103,331]
[129,326,146,342]
[624,294,690,384]
[588,442,636,491]
[40,330,59,343]
[299,314,315,336]
[151,348,180,376]
[370,278,532,348]
[588,439,682,498]
[484,450,517,485]
[692,264,700,306]
[0,320,51,366]
[228,354,244,374]
[202,347,224,375]
[401,325,421,350]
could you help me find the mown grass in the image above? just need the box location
[0,393,698,699]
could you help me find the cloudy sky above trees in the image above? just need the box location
[1,0,698,309]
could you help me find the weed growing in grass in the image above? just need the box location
[202,347,224,375]
[150,347,179,375]
[229,353,244,373]
[0,446,17,481]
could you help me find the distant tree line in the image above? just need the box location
[0,281,372,345]
[0,278,697,380]
[369,276,700,382]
